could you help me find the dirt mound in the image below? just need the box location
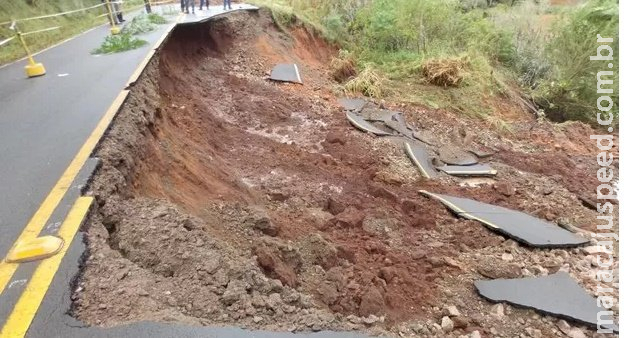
[73,9,617,338]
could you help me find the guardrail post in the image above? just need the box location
[104,0,121,35]
[11,22,46,78]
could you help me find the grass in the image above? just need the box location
[0,0,151,65]
[92,32,147,54]
[92,12,167,54]
[121,13,167,35]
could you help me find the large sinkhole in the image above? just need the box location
[72,9,473,333]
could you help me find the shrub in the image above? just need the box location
[330,50,358,82]
[92,33,147,54]
[147,13,167,25]
[122,14,156,35]
[344,65,385,98]
[541,0,618,123]
[422,56,469,87]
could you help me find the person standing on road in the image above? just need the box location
[184,0,195,14]
[180,0,184,12]
[223,0,231,10]
[102,0,124,24]
[143,0,152,13]
[199,0,209,10]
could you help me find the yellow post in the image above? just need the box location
[14,25,45,78]
[105,0,121,35]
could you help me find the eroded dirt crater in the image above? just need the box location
[73,10,618,338]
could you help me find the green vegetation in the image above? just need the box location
[250,0,619,125]
[122,12,167,35]
[0,0,150,65]
[147,12,167,24]
[92,32,147,54]
[93,13,166,54]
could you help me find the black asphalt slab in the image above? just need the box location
[404,141,438,178]
[437,146,478,166]
[420,191,589,248]
[475,272,619,333]
[337,98,367,112]
[270,63,303,84]
[346,111,393,136]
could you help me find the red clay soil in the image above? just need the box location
[73,9,618,338]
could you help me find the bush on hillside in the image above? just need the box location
[540,0,618,124]
[422,57,469,87]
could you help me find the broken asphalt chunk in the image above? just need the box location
[467,147,496,158]
[359,107,398,123]
[385,116,414,139]
[475,272,619,333]
[437,164,497,177]
[419,191,588,247]
[412,130,438,146]
[404,141,438,178]
[346,111,393,136]
[438,146,478,166]
[269,64,302,84]
[338,98,367,112]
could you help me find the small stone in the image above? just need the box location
[490,303,505,318]
[470,331,482,338]
[582,246,604,255]
[446,305,461,317]
[346,314,361,324]
[502,253,514,261]
[362,314,379,325]
[441,316,454,332]
[526,327,543,338]
[137,289,149,297]
[253,316,263,323]
[566,328,587,338]
[495,181,515,196]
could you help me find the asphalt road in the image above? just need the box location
[0,15,171,261]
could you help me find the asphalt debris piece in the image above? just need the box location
[438,146,478,166]
[467,147,496,158]
[338,98,367,112]
[412,130,438,146]
[437,164,497,177]
[346,111,393,136]
[385,116,414,139]
[269,63,302,84]
[419,191,589,247]
[404,141,438,178]
[475,272,619,333]
[360,107,398,123]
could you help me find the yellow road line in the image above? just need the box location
[0,197,93,338]
[0,90,128,296]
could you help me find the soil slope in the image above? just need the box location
[72,9,618,338]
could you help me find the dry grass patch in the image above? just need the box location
[330,52,357,82]
[422,56,469,87]
[344,65,385,98]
